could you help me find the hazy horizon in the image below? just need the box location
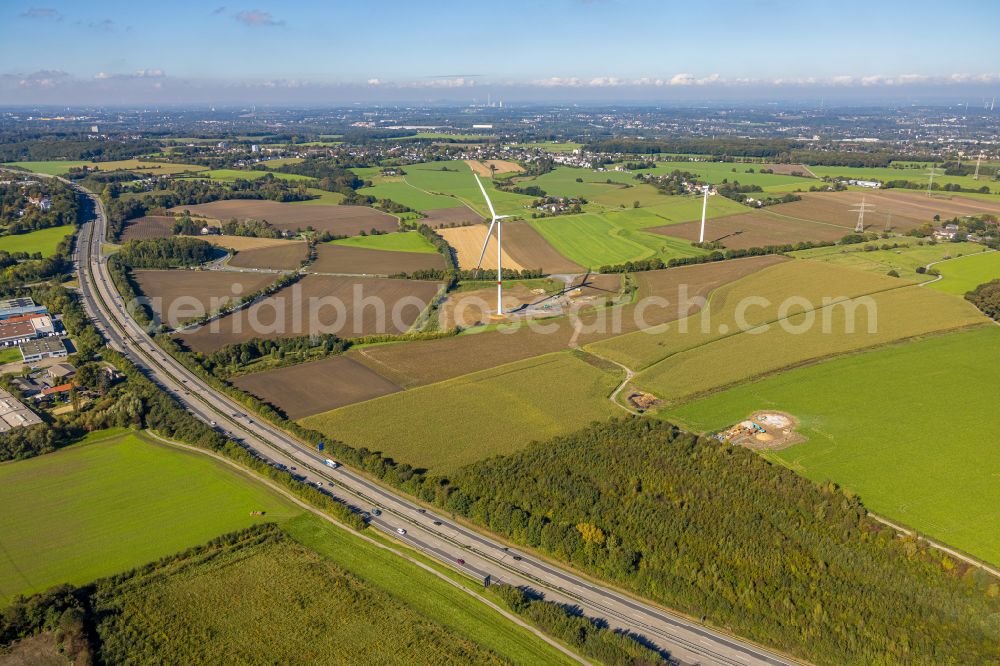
[2,0,999,105]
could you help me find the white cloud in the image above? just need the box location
[234,9,284,26]
[18,70,69,89]
[20,7,62,20]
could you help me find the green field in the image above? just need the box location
[292,187,346,205]
[528,209,708,268]
[808,164,998,193]
[358,179,465,210]
[286,515,574,664]
[632,281,985,405]
[791,239,987,282]
[0,347,21,364]
[5,159,206,176]
[517,141,584,153]
[200,168,313,182]
[928,250,1000,294]
[331,230,438,253]
[89,522,564,665]
[301,351,623,473]
[667,326,1000,566]
[0,224,73,257]
[626,161,817,192]
[400,161,535,217]
[0,430,302,603]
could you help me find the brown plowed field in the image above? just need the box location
[232,355,401,419]
[763,164,816,177]
[652,211,850,249]
[119,216,176,241]
[768,190,1000,232]
[438,224,525,271]
[465,159,523,176]
[132,269,275,327]
[419,207,483,227]
[227,243,309,270]
[349,255,787,389]
[168,200,398,235]
[176,274,441,353]
[308,244,444,275]
[438,284,546,329]
[204,235,298,252]
[503,220,584,274]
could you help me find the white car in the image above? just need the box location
[396,528,407,535]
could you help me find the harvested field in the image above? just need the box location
[768,190,1000,232]
[349,255,787,389]
[764,164,816,177]
[133,269,274,327]
[465,159,523,176]
[439,284,546,329]
[632,275,988,405]
[652,211,849,249]
[503,220,584,273]
[233,355,400,419]
[309,244,444,275]
[227,243,309,271]
[119,215,177,241]
[204,235,297,252]
[419,206,484,227]
[438,224,525,270]
[168,200,398,236]
[177,275,441,353]
[301,352,623,473]
[588,260,913,371]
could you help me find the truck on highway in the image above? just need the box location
[324,459,340,469]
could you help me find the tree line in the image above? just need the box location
[967,279,1000,320]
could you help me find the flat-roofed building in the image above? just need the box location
[19,337,68,363]
[0,388,42,432]
[0,297,48,321]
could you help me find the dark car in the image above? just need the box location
[456,559,465,565]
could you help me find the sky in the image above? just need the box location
[2,0,999,105]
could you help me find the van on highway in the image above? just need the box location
[324,459,340,469]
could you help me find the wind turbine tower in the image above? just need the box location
[851,196,873,233]
[973,153,984,180]
[698,185,710,243]
[474,175,512,317]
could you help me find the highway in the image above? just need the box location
[72,186,800,666]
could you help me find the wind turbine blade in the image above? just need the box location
[475,218,497,269]
[474,174,498,220]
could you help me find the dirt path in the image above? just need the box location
[582,348,639,415]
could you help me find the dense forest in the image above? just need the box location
[431,418,1000,666]
[113,237,218,268]
[583,138,927,168]
[966,279,1000,320]
[0,136,160,162]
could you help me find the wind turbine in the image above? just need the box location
[698,184,711,244]
[474,175,512,317]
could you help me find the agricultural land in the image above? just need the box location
[667,326,1000,566]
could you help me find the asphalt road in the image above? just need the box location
[72,185,800,666]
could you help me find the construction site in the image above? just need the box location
[714,411,804,450]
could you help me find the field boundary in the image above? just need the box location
[143,431,591,665]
